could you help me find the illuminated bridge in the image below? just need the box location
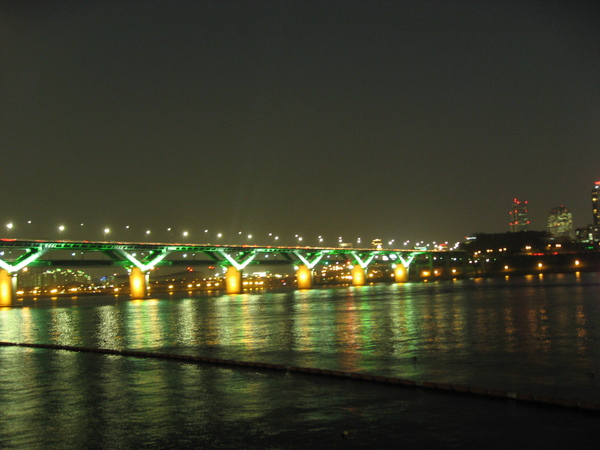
[0,239,466,305]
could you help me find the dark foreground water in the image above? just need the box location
[1,273,600,448]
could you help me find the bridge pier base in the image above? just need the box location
[0,269,16,306]
[351,265,366,286]
[129,267,149,299]
[394,264,408,283]
[296,265,313,289]
[225,266,243,294]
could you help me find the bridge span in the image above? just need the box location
[0,239,466,305]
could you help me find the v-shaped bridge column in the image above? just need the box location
[351,265,366,286]
[216,250,258,295]
[0,247,47,306]
[393,265,408,283]
[349,251,378,286]
[296,265,313,289]
[0,269,17,306]
[225,266,243,294]
[129,267,149,299]
[293,251,326,290]
[111,249,171,299]
[393,253,417,283]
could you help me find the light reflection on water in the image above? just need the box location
[2,273,600,447]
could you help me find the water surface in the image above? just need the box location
[2,273,599,448]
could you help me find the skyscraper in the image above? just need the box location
[509,198,529,232]
[592,181,600,226]
[547,206,574,240]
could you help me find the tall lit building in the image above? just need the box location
[592,181,600,226]
[509,198,529,232]
[576,181,600,244]
[547,206,573,240]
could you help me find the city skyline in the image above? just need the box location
[2,2,599,244]
[4,180,600,247]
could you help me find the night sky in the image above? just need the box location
[1,1,599,247]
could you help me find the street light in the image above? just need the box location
[6,223,13,237]
[58,225,65,240]
[104,228,110,241]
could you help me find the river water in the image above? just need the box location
[1,273,600,448]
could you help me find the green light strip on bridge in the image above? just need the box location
[398,253,416,268]
[292,251,327,269]
[0,249,48,273]
[350,251,378,269]
[216,250,257,271]
[113,249,171,272]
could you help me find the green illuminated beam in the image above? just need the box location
[398,253,417,268]
[351,251,378,269]
[216,250,257,270]
[113,248,171,272]
[293,250,327,269]
[0,248,47,273]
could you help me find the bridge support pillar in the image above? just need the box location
[0,269,16,306]
[296,265,313,289]
[394,264,409,283]
[351,265,366,286]
[225,266,243,294]
[129,267,148,299]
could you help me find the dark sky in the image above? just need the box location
[1,1,599,246]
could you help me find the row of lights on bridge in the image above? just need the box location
[4,221,455,249]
